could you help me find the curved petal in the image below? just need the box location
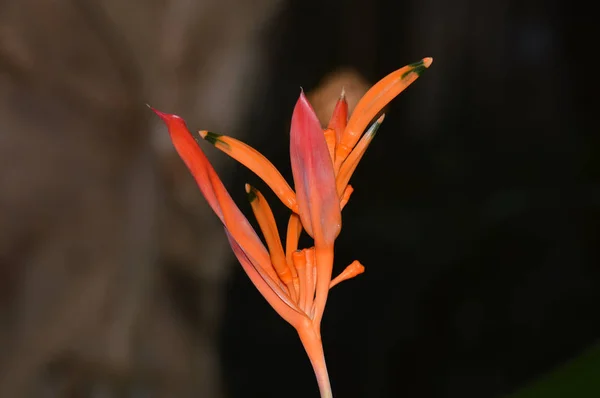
[289,92,341,245]
[151,107,289,296]
[334,57,433,167]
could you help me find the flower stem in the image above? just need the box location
[298,323,333,398]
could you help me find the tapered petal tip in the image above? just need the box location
[148,105,183,123]
[199,130,223,146]
[402,57,434,78]
[245,183,258,202]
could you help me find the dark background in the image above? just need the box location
[222,1,599,397]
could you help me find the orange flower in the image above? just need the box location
[151,57,432,398]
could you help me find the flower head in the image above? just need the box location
[151,57,432,398]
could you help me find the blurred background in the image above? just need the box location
[0,0,598,397]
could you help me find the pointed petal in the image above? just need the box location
[327,90,348,145]
[334,57,433,168]
[290,92,341,245]
[150,108,224,220]
[199,131,298,212]
[151,108,291,303]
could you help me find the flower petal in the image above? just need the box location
[334,57,433,168]
[289,92,341,245]
[327,89,348,147]
[336,114,384,196]
[151,107,290,299]
[199,130,298,212]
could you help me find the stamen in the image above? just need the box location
[329,260,365,288]
[304,248,316,315]
[285,214,303,299]
[199,131,298,212]
[246,184,296,300]
[292,250,308,312]
[323,128,336,163]
[339,184,354,210]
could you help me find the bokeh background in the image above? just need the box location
[0,0,598,397]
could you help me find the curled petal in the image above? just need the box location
[290,92,341,245]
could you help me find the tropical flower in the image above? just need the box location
[151,57,432,398]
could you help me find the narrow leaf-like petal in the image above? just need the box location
[334,57,433,168]
[199,130,298,212]
[327,90,348,146]
[151,107,291,304]
[289,92,341,245]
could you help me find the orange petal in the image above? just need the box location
[339,184,354,210]
[327,89,348,147]
[336,114,384,196]
[151,107,296,317]
[289,91,341,245]
[334,57,432,169]
[199,130,298,212]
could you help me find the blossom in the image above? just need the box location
[151,57,432,397]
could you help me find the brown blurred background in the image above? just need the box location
[0,0,598,397]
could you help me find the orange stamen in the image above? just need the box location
[339,184,354,210]
[285,214,302,298]
[199,130,298,212]
[323,128,336,163]
[293,250,308,310]
[246,184,296,301]
[304,248,316,315]
[334,57,432,169]
[336,115,384,196]
[329,260,365,288]
[311,245,335,328]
